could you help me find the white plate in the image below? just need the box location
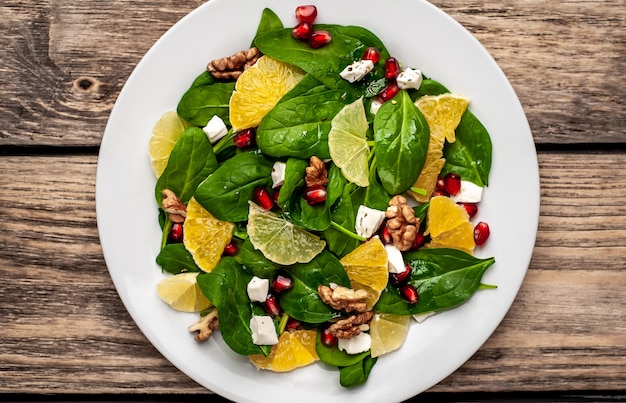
[96,0,539,401]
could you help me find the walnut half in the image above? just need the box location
[317,284,369,313]
[161,189,186,223]
[188,309,219,343]
[329,311,373,339]
[305,156,328,187]
[385,195,418,251]
[207,47,261,80]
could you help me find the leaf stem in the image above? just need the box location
[278,313,290,334]
[160,219,173,250]
[330,221,367,242]
[212,129,236,154]
[409,186,428,196]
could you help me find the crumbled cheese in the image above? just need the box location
[453,180,484,203]
[247,276,269,303]
[385,244,406,274]
[396,68,423,90]
[413,312,436,323]
[271,161,287,189]
[250,315,279,345]
[339,60,375,83]
[355,205,386,238]
[370,97,383,115]
[202,115,228,144]
[338,332,372,355]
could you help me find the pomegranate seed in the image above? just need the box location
[285,318,301,331]
[459,202,478,218]
[320,327,337,347]
[271,274,294,293]
[379,223,393,245]
[253,187,274,210]
[390,264,412,286]
[474,222,490,246]
[400,284,419,305]
[263,294,282,316]
[295,5,317,23]
[384,57,400,79]
[291,21,313,39]
[443,172,462,196]
[410,232,426,250]
[233,128,256,149]
[303,185,327,205]
[309,30,332,49]
[362,47,381,64]
[168,222,184,243]
[223,241,238,256]
[272,187,281,204]
[378,82,400,102]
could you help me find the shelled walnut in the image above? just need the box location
[207,47,261,80]
[161,189,186,223]
[305,156,328,187]
[317,284,369,313]
[385,195,418,251]
[328,311,373,339]
[188,309,219,342]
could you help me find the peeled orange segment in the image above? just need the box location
[156,272,211,312]
[183,197,235,272]
[425,196,475,254]
[339,237,388,309]
[149,111,191,177]
[249,329,319,372]
[369,313,411,358]
[415,93,470,145]
[229,56,305,132]
[408,142,446,203]
[328,98,370,187]
[247,201,326,265]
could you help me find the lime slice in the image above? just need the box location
[370,313,411,358]
[149,111,190,177]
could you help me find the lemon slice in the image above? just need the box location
[425,195,475,254]
[369,313,411,358]
[249,329,319,372]
[415,93,469,145]
[339,237,388,309]
[156,272,211,312]
[328,98,370,187]
[149,111,190,177]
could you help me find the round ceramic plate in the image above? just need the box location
[96,0,540,401]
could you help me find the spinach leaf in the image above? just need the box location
[194,151,274,222]
[374,248,496,315]
[326,163,347,206]
[257,75,356,159]
[277,158,309,210]
[234,238,282,278]
[291,196,331,232]
[252,8,284,45]
[156,243,200,274]
[339,355,377,388]
[364,158,391,210]
[411,78,449,99]
[322,186,360,258]
[315,330,369,367]
[374,90,430,195]
[280,250,350,323]
[176,73,235,127]
[196,258,269,356]
[155,127,218,204]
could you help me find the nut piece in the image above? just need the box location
[161,189,186,223]
[329,311,374,339]
[318,284,369,313]
[188,309,219,343]
[305,156,328,187]
[207,47,261,80]
[385,195,418,251]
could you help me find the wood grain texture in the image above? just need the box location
[0,153,624,394]
[0,1,625,147]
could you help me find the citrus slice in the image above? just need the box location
[156,272,211,312]
[149,111,190,177]
[249,329,319,372]
[425,196,475,254]
[339,237,388,309]
[183,197,235,272]
[408,141,446,203]
[328,98,370,187]
[229,56,305,131]
[369,313,411,358]
[415,93,469,144]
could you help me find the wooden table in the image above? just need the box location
[1,1,624,401]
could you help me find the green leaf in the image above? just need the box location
[176,73,235,127]
[234,238,282,278]
[277,157,309,210]
[156,243,200,274]
[339,355,377,388]
[322,186,360,258]
[252,8,284,46]
[315,330,369,367]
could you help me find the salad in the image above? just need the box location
[150,5,495,388]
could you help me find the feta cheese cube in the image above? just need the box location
[396,68,423,90]
[247,276,269,303]
[413,312,435,323]
[355,205,386,239]
[202,115,228,144]
[271,161,287,189]
[338,332,372,355]
[370,98,383,115]
[385,244,406,274]
[250,315,279,345]
[339,60,375,83]
[453,180,484,203]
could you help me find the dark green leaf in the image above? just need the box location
[322,186,360,258]
[234,238,282,278]
[315,330,369,367]
[252,8,284,46]
[156,243,200,274]
[364,158,391,210]
[339,355,377,388]
[176,74,235,127]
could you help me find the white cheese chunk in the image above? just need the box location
[271,161,287,189]
[385,244,406,274]
[202,115,228,144]
[413,312,435,323]
[370,98,383,115]
[339,60,375,83]
[338,332,372,355]
[453,180,484,203]
[396,68,423,90]
[247,276,269,303]
[355,205,386,239]
[250,315,279,345]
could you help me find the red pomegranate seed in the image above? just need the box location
[253,187,274,210]
[384,57,400,79]
[271,274,294,293]
[474,222,490,246]
[272,187,281,204]
[285,318,302,331]
[443,172,462,196]
[362,47,381,64]
[400,284,419,305]
[321,327,338,347]
[390,264,412,286]
[379,223,393,245]
[459,202,478,218]
[295,5,317,23]
[223,241,238,256]
[378,82,400,102]
[263,294,282,316]
[410,232,426,250]
[168,222,184,243]
[233,128,256,149]
[291,21,313,39]
[309,30,332,49]
[304,185,327,205]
